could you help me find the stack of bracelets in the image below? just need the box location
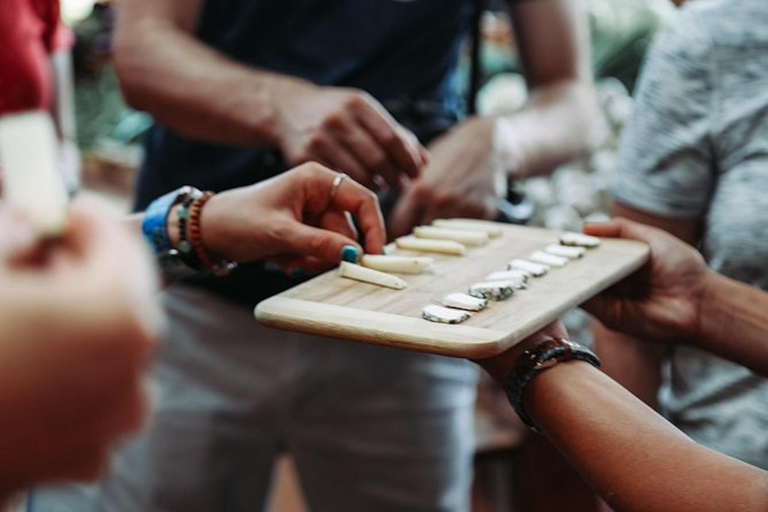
[142,186,238,280]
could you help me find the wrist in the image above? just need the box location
[695,270,731,350]
[493,116,529,179]
[265,75,316,147]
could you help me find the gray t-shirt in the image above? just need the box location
[614,0,768,468]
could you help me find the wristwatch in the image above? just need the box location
[142,186,203,281]
[506,337,601,432]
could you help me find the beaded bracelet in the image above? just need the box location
[188,191,238,276]
[176,189,205,269]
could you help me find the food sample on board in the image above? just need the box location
[530,251,569,268]
[560,232,601,248]
[413,226,489,247]
[469,281,515,301]
[442,292,488,311]
[395,236,466,256]
[360,255,434,274]
[432,218,502,238]
[484,270,528,289]
[508,259,549,277]
[422,304,471,324]
[339,262,407,290]
[544,244,586,259]
[0,111,68,235]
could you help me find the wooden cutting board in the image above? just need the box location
[254,223,649,359]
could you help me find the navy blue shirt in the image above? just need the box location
[136,0,483,305]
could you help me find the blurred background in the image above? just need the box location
[60,0,677,510]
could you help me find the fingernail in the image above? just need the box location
[341,245,360,263]
[264,262,283,273]
[289,268,307,280]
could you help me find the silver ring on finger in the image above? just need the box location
[330,172,349,203]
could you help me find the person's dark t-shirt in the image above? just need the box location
[135,0,483,305]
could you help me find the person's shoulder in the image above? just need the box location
[647,2,717,68]
[673,0,768,48]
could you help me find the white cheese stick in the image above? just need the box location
[423,304,471,324]
[432,218,502,238]
[339,262,407,290]
[560,232,601,248]
[0,111,68,235]
[443,293,488,311]
[360,255,434,274]
[545,244,585,259]
[469,281,515,301]
[508,259,549,277]
[530,251,569,268]
[413,226,489,246]
[484,270,528,289]
[395,236,466,256]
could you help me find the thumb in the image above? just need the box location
[286,222,362,265]
[581,292,624,333]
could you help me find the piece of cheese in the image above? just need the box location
[530,251,569,268]
[339,262,407,290]
[443,292,488,311]
[560,232,601,248]
[469,281,515,301]
[545,244,585,259]
[432,218,502,238]
[413,226,489,246]
[508,259,549,277]
[422,304,471,324]
[395,236,466,256]
[360,255,434,274]
[0,111,68,235]
[485,270,528,289]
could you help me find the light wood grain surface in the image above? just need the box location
[255,223,649,359]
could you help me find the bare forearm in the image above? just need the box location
[697,272,768,376]
[527,363,768,512]
[496,80,595,178]
[115,6,298,146]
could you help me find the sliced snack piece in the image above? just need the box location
[560,232,601,248]
[432,218,502,238]
[469,281,515,301]
[360,255,434,274]
[442,293,488,311]
[395,236,466,256]
[422,304,471,324]
[545,244,586,259]
[339,262,407,290]
[508,259,549,277]
[484,270,528,289]
[413,226,489,247]
[530,251,569,268]
[0,111,69,235]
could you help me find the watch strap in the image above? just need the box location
[507,338,601,432]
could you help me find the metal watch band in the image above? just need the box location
[506,338,601,433]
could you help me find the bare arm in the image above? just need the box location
[529,361,768,512]
[114,0,284,146]
[500,0,596,178]
[114,0,426,186]
[479,320,768,512]
[389,0,596,234]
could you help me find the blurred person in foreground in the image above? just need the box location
[0,163,385,510]
[66,1,595,510]
[597,0,768,471]
[478,218,768,512]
